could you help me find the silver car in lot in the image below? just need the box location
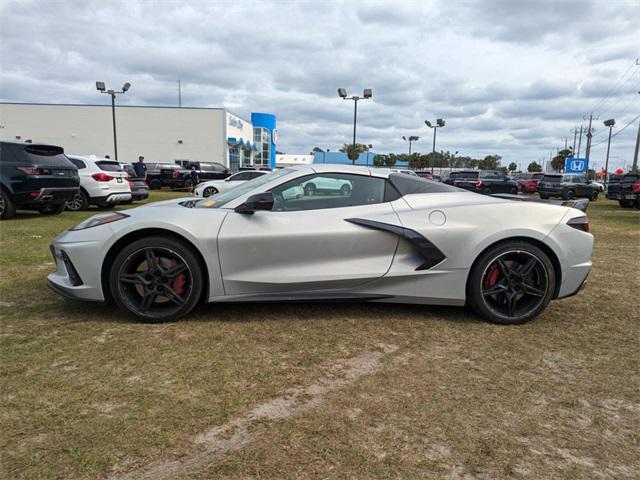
[48,165,593,325]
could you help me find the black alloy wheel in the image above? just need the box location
[563,190,575,200]
[203,187,217,197]
[467,241,555,325]
[109,236,203,322]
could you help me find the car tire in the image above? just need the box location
[65,190,89,211]
[539,194,549,200]
[109,235,204,322]
[467,240,556,325]
[619,200,634,208]
[149,179,162,190]
[202,187,218,198]
[38,202,66,216]
[340,184,351,196]
[0,190,17,220]
[510,187,519,195]
[482,187,492,195]
[304,183,316,196]
[590,191,599,201]
[563,190,574,200]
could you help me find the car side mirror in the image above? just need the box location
[235,192,274,214]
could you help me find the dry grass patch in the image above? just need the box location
[1,196,638,479]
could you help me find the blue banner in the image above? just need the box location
[565,157,588,174]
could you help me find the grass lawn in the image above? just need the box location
[1,193,638,479]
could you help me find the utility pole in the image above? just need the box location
[576,124,583,158]
[633,91,640,173]
[584,113,598,162]
[572,128,578,156]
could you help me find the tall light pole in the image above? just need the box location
[96,81,131,162]
[364,144,373,166]
[603,118,615,190]
[402,136,419,155]
[338,88,372,164]
[425,118,445,173]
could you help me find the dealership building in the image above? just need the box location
[0,103,277,170]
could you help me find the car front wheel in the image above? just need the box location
[109,236,203,322]
[65,190,89,211]
[202,187,218,197]
[467,240,556,325]
[590,190,598,201]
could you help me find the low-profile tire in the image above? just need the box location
[65,190,89,211]
[467,240,556,325]
[0,190,16,220]
[108,235,203,322]
[589,190,599,201]
[619,200,634,208]
[149,179,162,190]
[38,202,66,215]
[202,186,218,198]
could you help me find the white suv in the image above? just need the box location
[65,155,132,211]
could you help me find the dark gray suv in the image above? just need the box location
[537,174,599,201]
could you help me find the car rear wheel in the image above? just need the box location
[109,236,203,322]
[510,187,519,195]
[65,190,89,211]
[482,187,492,195]
[149,179,162,190]
[563,190,574,200]
[38,202,66,215]
[589,190,599,201]
[202,187,218,197]
[0,190,16,220]
[467,241,556,325]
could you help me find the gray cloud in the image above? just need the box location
[0,0,638,170]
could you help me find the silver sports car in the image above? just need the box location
[48,165,593,325]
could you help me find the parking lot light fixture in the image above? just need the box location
[603,118,615,190]
[338,88,373,164]
[96,81,132,162]
[403,135,419,155]
[425,118,446,173]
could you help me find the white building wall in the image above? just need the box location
[0,103,227,165]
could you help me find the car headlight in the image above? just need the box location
[70,212,130,231]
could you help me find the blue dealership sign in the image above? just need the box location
[565,157,588,174]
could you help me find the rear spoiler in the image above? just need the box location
[491,194,589,213]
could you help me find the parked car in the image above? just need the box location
[120,164,149,203]
[144,163,190,190]
[49,165,593,325]
[606,173,640,208]
[64,156,131,211]
[176,161,230,182]
[591,181,604,192]
[515,173,545,193]
[194,170,268,197]
[390,169,419,177]
[537,174,599,201]
[441,171,465,185]
[1,141,79,219]
[454,170,519,195]
[415,171,434,180]
[301,174,352,196]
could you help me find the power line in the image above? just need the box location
[586,59,637,115]
[590,113,640,148]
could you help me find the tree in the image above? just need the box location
[479,154,502,170]
[339,143,367,162]
[551,148,572,172]
[527,161,542,172]
[508,162,517,173]
[310,147,325,155]
[384,153,397,167]
[373,154,385,167]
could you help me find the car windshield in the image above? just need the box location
[95,160,123,172]
[195,168,294,208]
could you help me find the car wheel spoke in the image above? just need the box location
[163,285,186,306]
[163,263,187,278]
[145,248,158,268]
[519,257,537,276]
[523,283,545,297]
[482,282,507,297]
[506,294,517,317]
[140,291,157,311]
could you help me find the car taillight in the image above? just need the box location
[632,182,640,192]
[17,167,45,175]
[475,180,483,188]
[128,180,134,188]
[92,173,114,182]
[567,216,589,233]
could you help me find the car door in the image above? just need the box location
[216,172,400,296]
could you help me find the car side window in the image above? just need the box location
[270,173,386,212]
[69,158,86,169]
[231,172,251,181]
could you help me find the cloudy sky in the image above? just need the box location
[1,0,639,170]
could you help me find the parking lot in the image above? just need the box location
[1,193,638,479]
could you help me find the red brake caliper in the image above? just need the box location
[170,260,186,295]
[485,263,500,288]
